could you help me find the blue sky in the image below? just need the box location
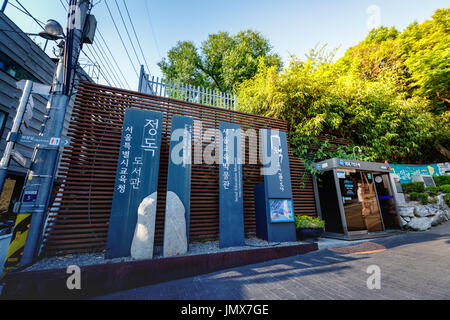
[3,0,449,90]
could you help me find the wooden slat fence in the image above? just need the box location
[41,81,317,256]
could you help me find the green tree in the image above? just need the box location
[399,9,450,111]
[158,30,282,93]
[337,9,450,113]
[237,44,449,170]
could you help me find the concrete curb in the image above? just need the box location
[1,242,317,299]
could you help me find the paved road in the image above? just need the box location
[96,222,450,300]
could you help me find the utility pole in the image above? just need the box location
[5,0,92,269]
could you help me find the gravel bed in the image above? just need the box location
[22,237,308,273]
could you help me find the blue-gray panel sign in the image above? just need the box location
[166,115,193,242]
[219,122,245,248]
[106,108,163,258]
[261,129,293,199]
[23,190,38,203]
[17,134,70,148]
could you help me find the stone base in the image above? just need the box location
[131,192,158,260]
[163,191,188,257]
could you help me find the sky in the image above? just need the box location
[3,0,449,90]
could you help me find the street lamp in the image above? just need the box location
[38,19,65,40]
[353,146,362,161]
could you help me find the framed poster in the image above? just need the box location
[269,199,294,223]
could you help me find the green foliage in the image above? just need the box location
[236,10,450,173]
[158,30,282,93]
[433,175,450,186]
[409,192,429,204]
[294,215,325,229]
[438,184,450,193]
[402,182,425,193]
[444,194,450,206]
[425,186,440,196]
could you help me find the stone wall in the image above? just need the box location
[397,194,449,231]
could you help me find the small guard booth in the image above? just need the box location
[313,158,403,240]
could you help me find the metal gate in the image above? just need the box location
[41,81,317,256]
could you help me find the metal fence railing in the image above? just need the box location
[138,66,237,111]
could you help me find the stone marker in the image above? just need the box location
[106,109,163,259]
[219,122,245,248]
[163,191,187,257]
[163,115,193,257]
[131,192,158,260]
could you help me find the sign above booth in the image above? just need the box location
[315,158,391,173]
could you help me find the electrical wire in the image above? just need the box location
[143,0,161,60]
[83,46,112,86]
[93,41,124,88]
[104,0,139,78]
[122,0,151,76]
[60,0,126,88]
[113,0,142,68]
[89,43,118,87]
[97,29,131,89]
[13,0,45,29]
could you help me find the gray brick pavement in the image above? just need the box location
[94,222,450,300]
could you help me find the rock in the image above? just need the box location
[399,217,409,227]
[407,217,431,231]
[414,206,434,218]
[163,191,188,258]
[131,192,158,260]
[403,216,411,222]
[398,206,415,218]
[437,194,448,210]
[443,209,450,220]
[430,210,448,226]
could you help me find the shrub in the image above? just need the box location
[295,215,325,229]
[444,194,450,206]
[409,192,418,201]
[402,182,425,193]
[438,184,450,193]
[433,175,450,186]
[409,192,428,204]
[426,186,440,196]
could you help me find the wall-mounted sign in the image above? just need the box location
[269,199,294,223]
[12,149,27,167]
[23,190,38,203]
[16,134,70,148]
[338,159,362,168]
[336,171,346,179]
[390,163,444,184]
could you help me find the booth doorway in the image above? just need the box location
[338,171,384,233]
[374,173,400,229]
